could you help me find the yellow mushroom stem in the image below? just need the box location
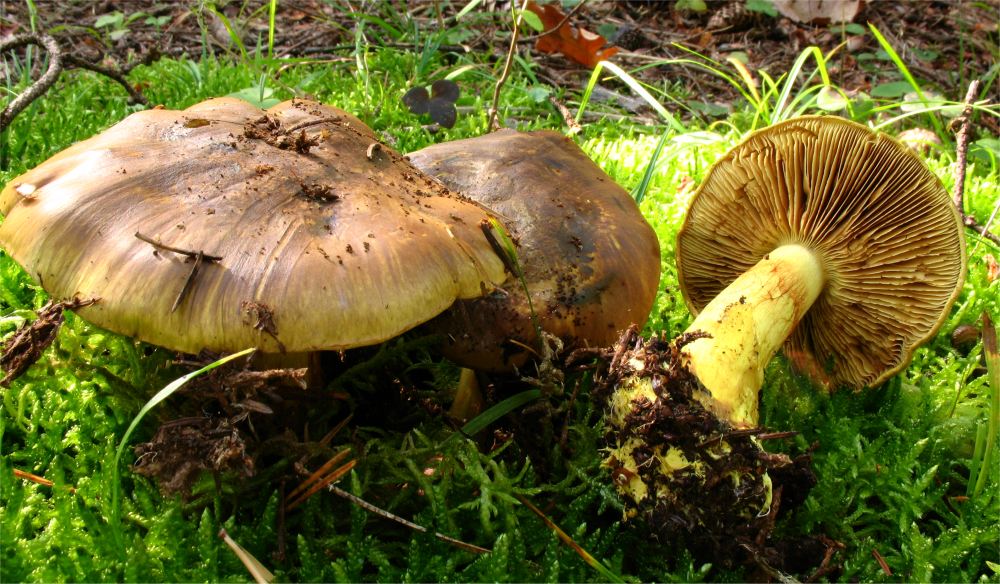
[681,244,825,428]
[450,367,485,422]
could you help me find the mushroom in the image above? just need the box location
[604,116,966,550]
[0,98,508,375]
[406,129,662,373]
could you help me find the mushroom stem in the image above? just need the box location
[601,244,826,551]
[449,367,485,422]
[681,243,825,428]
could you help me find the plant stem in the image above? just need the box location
[488,0,530,132]
[974,312,999,497]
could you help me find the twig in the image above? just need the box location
[950,80,1000,246]
[134,232,223,312]
[134,232,223,261]
[281,116,343,134]
[63,54,150,107]
[0,33,63,133]
[285,449,355,510]
[871,547,892,576]
[0,33,152,136]
[171,251,205,313]
[488,0,531,132]
[13,468,77,493]
[548,95,582,135]
[951,80,980,210]
[328,485,491,554]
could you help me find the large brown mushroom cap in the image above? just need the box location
[0,98,506,354]
[676,116,966,388]
[408,129,661,371]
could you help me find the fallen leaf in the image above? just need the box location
[771,0,863,24]
[527,1,618,68]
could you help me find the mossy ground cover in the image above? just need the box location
[1,48,998,582]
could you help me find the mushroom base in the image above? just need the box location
[600,329,819,572]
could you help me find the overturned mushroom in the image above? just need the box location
[604,117,966,556]
[0,98,507,376]
[407,129,661,372]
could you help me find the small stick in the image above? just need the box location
[63,54,149,106]
[134,232,222,312]
[871,547,892,576]
[559,376,583,451]
[951,80,980,211]
[950,80,1000,247]
[171,250,204,313]
[0,33,152,136]
[697,427,797,449]
[134,232,223,261]
[0,33,64,133]
[285,458,356,511]
[548,95,582,135]
[275,480,287,563]
[488,0,532,132]
[328,485,491,554]
[282,116,342,135]
[285,448,352,503]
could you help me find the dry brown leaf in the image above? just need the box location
[985,254,999,283]
[527,1,618,68]
[771,0,863,24]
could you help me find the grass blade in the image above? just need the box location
[481,217,542,344]
[455,0,483,21]
[631,129,670,204]
[516,494,624,583]
[267,0,277,58]
[973,312,999,497]
[444,389,543,445]
[868,23,945,136]
[111,348,256,520]
[772,46,825,123]
[219,528,274,583]
[587,61,685,132]
[207,5,248,62]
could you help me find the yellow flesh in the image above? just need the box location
[680,244,825,428]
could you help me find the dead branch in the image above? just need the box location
[488,0,531,132]
[951,79,1000,247]
[0,32,150,135]
[63,54,150,107]
[951,80,980,211]
[0,33,64,133]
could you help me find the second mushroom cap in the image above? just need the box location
[408,129,661,371]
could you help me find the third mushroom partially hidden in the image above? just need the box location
[604,117,966,560]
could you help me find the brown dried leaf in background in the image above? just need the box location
[527,1,619,68]
[771,0,863,24]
